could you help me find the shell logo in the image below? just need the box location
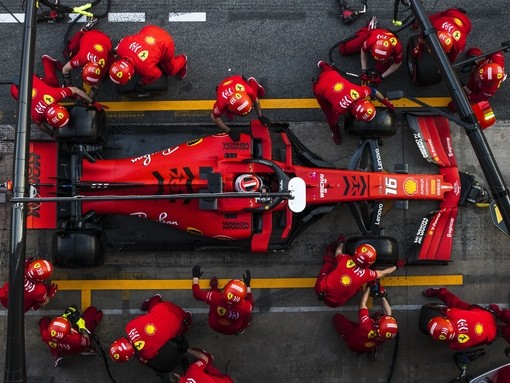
[144,323,157,336]
[218,318,231,326]
[32,88,37,98]
[217,306,227,316]
[134,340,145,350]
[333,82,344,92]
[187,227,203,236]
[474,322,484,336]
[144,35,156,45]
[349,89,360,100]
[340,274,352,286]
[93,43,104,52]
[403,178,417,196]
[223,80,233,86]
[364,341,376,348]
[187,138,203,146]
[453,17,463,27]
[235,83,245,92]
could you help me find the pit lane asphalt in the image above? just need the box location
[1,0,510,382]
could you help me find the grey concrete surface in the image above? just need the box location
[1,0,510,382]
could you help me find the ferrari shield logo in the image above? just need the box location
[43,94,55,105]
[98,58,106,68]
[452,31,461,41]
[138,50,149,61]
[346,259,356,268]
[134,340,145,350]
[235,83,245,92]
[367,330,376,339]
[389,37,397,46]
[217,306,227,316]
[457,333,470,344]
[349,89,360,100]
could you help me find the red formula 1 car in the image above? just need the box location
[24,106,490,267]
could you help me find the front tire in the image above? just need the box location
[52,230,106,268]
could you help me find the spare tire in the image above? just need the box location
[344,235,399,266]
[52,230,106,268]
[117,74,169,98]
[345,108,397,138]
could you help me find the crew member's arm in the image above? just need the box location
[381,61,402,80]
[381,296,392,316]
[62,62,73,85]
[360,49,369,73]
[69,86,94,103]
[211,112,230,133]
[360,286,370,309]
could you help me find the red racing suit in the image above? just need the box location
[314,247,378,307]
[494,308,510,346]
[66,30,114,75]
[180,357,235,383]
[465,52,506,104]
[115,25,186,85]
[429,8,472,62]
[39,306,103,357]
[10,75,73,124]
[333,309,387,353]
[0,272,51,313]
[339,28,403,74]
[212,75,262,118]
[313,62,375,134]
[192,284,253,335]
[435,288,497,350]
[125,300,188,362]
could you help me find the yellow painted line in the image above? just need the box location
[65,97,451,112]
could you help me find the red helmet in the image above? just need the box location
[351,99,376,122]
[109,337,135,362]
[428,316,456,341]
[352,244,377,268]
[45,104,69,128]
[82,61,103,86]
[475,62,506,87]
[109,59,134,85]
[227,92,253,116]
[437,31,454,53]
[48,317,71,340]
[376,315,399,339]
[371,39,393,62]
[235,174,262,192]
[26,259,54,281]
[223,279,248,304]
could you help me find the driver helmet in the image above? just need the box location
[26,259,54,282]
[82,61,103,86]
[109,59,134,85]
[437,31,454,53]
[48,317,71,340]
[45,104,69,128]
[235,174,263,192]
[428,316,456,341]
[223,279,248,305]
[227,92,253,116]
[109,337,135,362]
[351,99,376,122]
[475,62,506,88]
[352,244,377,268]
[371,39,393,62]
[376,315,399,339]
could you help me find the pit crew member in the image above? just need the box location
[423,287,497,350]
[488,303,510,347]
[313,61,395,145]
[192,266,254,335]
[39,305,103,367]
[314,236,404,307]
[333,284,398,353]
[61,18,114,99]
[109,25,188,87]
[109,294,191,376]
[176,348,235,382]
[0,259,57,312]
[338,16,403,83]
[412,7,472,63]
[211,75,270,142]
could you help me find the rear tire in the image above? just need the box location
[52,230,106,268]
[407,35,442,86]
[419,303,447,334]
[345,109,397,138]
[344,236,399,265]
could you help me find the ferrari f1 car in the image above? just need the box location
[22,104,491,268]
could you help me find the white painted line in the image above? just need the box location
[108,12,145,22]
[168,12,206,22]
[0,13,25,23]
